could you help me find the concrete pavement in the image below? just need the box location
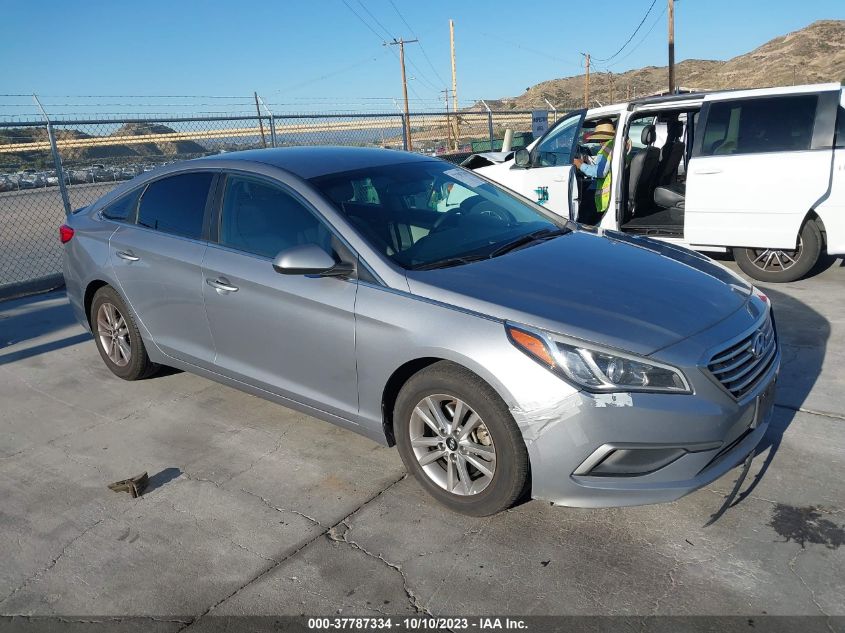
[0,260,843,626]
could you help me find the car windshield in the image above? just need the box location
[309,160,567,269]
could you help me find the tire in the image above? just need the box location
[394,361,529,516]
[89,286,158,381]
[733,220,822,283]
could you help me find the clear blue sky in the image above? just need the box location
[1,0,842,112]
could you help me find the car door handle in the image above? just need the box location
[693,168,722,175]
[115,250,140,261]
[206,277,239,293]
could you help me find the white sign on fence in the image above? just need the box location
[531,111,549,138]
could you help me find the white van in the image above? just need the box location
[468,83,845,282]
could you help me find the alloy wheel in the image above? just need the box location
[409,394,496,496]
[96,302,131,367]
[747,236,803,273]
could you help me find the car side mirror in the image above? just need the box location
[514,148,531,168]
[272,244,354,277]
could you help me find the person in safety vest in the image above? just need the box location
[571,119,627,220]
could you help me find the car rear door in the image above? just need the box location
[201,173,358,418]
[685,87,839,248]
[109,171,217,367]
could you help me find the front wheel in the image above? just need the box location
[394,362,529,516]
[733,220,822,283]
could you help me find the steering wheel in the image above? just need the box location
[431,197,514,233]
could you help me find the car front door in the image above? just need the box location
[109,171,217,367]
[685,89,839,248]
[202,173,358,419]
[480,109,585,219]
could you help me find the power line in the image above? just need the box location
[607,5,667,69]
[388,0,448,88]
[356,0,394,41]
[478,32,582,69]
[593,0,658,63]
[340,0,389,43]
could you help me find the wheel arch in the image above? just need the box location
[381,357,444,447]
[83,279,111,331]
[808,209,827,249]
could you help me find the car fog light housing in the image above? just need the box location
[506,323,691,394]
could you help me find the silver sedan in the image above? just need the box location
[61,147,778,515]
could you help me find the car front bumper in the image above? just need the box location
[515,304,779,508]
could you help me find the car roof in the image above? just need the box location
[197,146,436,179]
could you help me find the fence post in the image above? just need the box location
[400,114,409,151]
[33,94,72,217]
[481,100,493,150]
[256,94,276,148]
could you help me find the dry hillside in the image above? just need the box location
[478,20,845,110]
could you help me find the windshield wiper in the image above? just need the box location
[412,253,488,271]
[488,227,569,258]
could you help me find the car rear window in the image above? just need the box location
[699,95,817,156]
[101,187,142,222]
[137,172,213,239]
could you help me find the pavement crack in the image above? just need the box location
[774,403,845,421]
[237,488,323,526]
[788,547,834,630]
[176,472,408,631]
[327,520,429,615]
[0,518,105,608]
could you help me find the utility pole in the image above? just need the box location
[450,19,458,113]
[581,52,590,108]
[608,71,614,103]
[668,0,675,93]
[388,37,418,151]
[441,88,452,150]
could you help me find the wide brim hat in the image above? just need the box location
[586,121,616,141]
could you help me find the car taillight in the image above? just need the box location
[59,224,74,244]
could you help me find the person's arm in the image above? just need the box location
[575,159,598,178]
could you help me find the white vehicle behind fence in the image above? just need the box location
[468,83,845,282]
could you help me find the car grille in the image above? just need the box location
[707,314,777,399]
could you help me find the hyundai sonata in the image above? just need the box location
[61,147,778,516]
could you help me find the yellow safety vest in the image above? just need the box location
[594,140,614,214]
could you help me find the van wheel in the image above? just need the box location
[394,361,529,516]
[733,220,822,283]
[90,286,159,380]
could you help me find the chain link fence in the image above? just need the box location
[0,107,550,297]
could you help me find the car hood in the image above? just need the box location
[404,229,752,356]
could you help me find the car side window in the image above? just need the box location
[700,95,818,156]
[102,187,142,222]
[535,114,582,167]
[137,172,213,239]
[219,175,331,259]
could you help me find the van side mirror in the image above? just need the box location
[272,244,354,277]
[514,148,531,168]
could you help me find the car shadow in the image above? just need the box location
[0,292,92,365]
[712,286,830,518]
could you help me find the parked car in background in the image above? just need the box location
[61,147,778,515]
[468,83,845,282]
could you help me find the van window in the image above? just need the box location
[102,188,142,222]
[700,95,817,156]
[137,172,213,239]
[835,105,845,149]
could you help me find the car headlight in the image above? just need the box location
[506,323,690,394]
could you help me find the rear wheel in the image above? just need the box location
[394,362,529,516]
[733,219,822,283]
[90,286,158,380]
